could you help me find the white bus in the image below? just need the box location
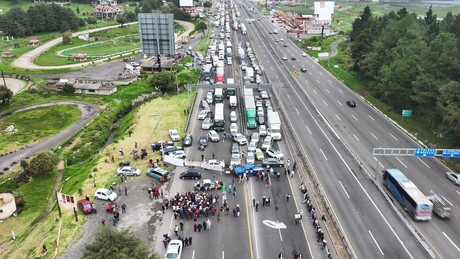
[213,103,225,132]
[383,169,433,221]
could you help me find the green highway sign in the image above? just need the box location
[402,110,412,118]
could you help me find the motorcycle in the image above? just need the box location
[198,144,205,151]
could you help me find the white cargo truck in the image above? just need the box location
[267,111,282,140]
[229,95,237,109]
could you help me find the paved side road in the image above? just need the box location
[0,101,99,173]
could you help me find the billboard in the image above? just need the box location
[314,1,335,25]
[57,192,77,211]
[138,13,175,57]
[180,0,193,7]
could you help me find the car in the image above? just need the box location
[195,179,217,191]
[256,100,263,107]
[291,56,296,61]
[182,134,193,147]
[204,159,225,168]
[231,143,240,154]
[206,92,214,104]
[233,133,248,145]
[198,136,208,147]
[151,141,174,151]
[255,75,261,84]
[160,146,183,155]
[282,56,287,60]
[283,44,287,47]
[280,38,284,41]
[180,169,202,180]
[230,153,242,166]
[255,96,262,102]
[255,148,265,160]
[169,129,180,142]
[251,132,260,143]
[261,91,269,99]
[262,158,284,167]
[267,106,273,112]
[146,167,170,181]
[302,52,307,57]
[265,100,272,107]
[300,67,307,73]
[246,151,255,164]
[446,172,460,185]
[248,141,258,152]
[117,166,141,177]
[230,123,238,134]
[230,111,237,122]
[198,110,209,120]
[165,239,183,259]
[208,130,220,142]
[266,147,284,159]
[346,100,357,107]
[202,118,214,129]
[257,116,265,125]
[94,188,118,201]
[169,150,186,159]
[257,107,264,117]
[275,38,280,42]
[259,125,267,136]
[77,199,95,214]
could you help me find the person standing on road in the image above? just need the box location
[253,199,256,207]
[93,178,97,187]
[184,237,189,248]
[255,201,259,212]
[207,218,212,230]
[174,225,179,236]
[180,221,184,231]
[201,154,204,161]
[262,196,266,207]
[286,194,290,202]
[124,186,128,196]
[189,236,193,246]
[121,203,126,213]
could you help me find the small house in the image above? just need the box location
[28,39,40,46]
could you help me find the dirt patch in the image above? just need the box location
[2,78,27,95]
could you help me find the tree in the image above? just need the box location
[76,7,80,15]
[196,21,207,35]
[150,72,176,93]
[116,14,127,26]
[437,81,460,145]
[29,152,55,178]
[203,1,212,7]
[82,227,157,259]
[62,31,72,45]
[350,6,372,41]
[86,17,97,25]
[0,85,13,105]
[62,83,76,93]
[350,28,374,74]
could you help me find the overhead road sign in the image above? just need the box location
[415,148,437,157]
[442,149,460,158]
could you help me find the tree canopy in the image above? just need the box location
[82,227,157,259]
[29,152,56,178]
[0,85,13,106]
[150,71,177,93]
[349,6,460,145]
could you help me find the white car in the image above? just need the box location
[265,100,272,107]
[261,91,269,99]
[206,92,213,104]
[205,159,225,168]
[233,133,248,145]
[267,106,273,112]
[198,110,209,120]
[208,130,220,142]
[169,150,186,159]
[251,132,260,143]
[446,172,460,185]
[94,188,117,201]
[259,125,267,136]
[246,151,255,164]
[248,140,257,152]
[230,123,238,134]
[169,129,180,142]
[202,118,214,130]
[301,52,307,57]
[230,111,237,122]
[165,239,183,259]
[282,56,287,60]
[230,153,241,166]
[117,166,141,176]
[255,75,261,84]
[266,147,284,159]
[255,100,263,107]
[257,107,264,117]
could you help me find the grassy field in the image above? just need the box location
[0,105,81,154]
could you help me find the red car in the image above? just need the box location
[77,199,95,214]
[291,56,296,61]
[283,44,287,47]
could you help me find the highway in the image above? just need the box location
[237,1,460,259]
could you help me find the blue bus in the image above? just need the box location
[383,169,433,221]
[202,65,213,81]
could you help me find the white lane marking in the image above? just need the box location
[373,157,384,168]
[275,74,279,78]
[249,178,261,259]
[287,94,291,100]
[457,191,460,196]
[443,232,460,252]
[369,230,385,255]
[368,115,375,121]
[192,250,195,259]
[370,132,378,140]
[338,89,343,94]
[351,114,358,121]
[339,181,350,198]
[319,71,323,76]
[306,125,312,134]
[295,108,300,115]
[277,220,284,241]
[320,149,328,161]
[389,132,398,141]
[335,114,341,121]
[316,79,320,84]
[305,79,309,85]
[222,250,225,259]
[328,79,332,84]
[416,157,430,168]
[264,54,266,57]
[324,89,330,93]
[308,71,312,75]
[353,134,359,141]
[313,89,317,94]
[337,100,343,106]
[322,100,328,106]
[271,67,274,70]
[396,157,408,168]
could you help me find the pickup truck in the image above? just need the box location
[235,164,264,175]
[169,129,180,142]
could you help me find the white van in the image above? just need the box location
[230,111,237,122]
[261,136,272,150]
[229,95,237,109]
